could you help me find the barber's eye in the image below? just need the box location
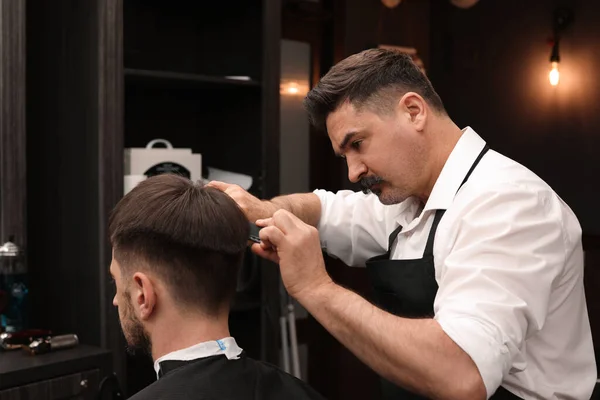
[351,140,362,149]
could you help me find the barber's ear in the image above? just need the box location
[131,272,157,321]
[398,92,427,131]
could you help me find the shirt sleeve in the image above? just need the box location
[313,189,408,267]
[433,183,571,398]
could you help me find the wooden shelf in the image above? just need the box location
[124,68,261,87]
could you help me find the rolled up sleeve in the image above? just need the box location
[434,184,566,397]
[313,189,410,267]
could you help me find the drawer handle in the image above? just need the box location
[80,379,89,388]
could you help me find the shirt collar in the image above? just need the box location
[424,126,487,212]
[153,337,243,379]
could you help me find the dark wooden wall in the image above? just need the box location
[295,0,600,397]
[429,0,600,234]
[0,0,26,247]
[26,0,126,384]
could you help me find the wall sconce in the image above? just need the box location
[381,0,401,8]
[280,80,309,96]
[548,8,573,87]
[382,0,481,9]
[450,0,479,9]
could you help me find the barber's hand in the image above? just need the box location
[206,181,276,222]
[252,210,333,300]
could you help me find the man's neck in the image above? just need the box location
[418,120,464,203]
[149,311,231,362]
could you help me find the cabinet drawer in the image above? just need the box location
[0,368,99,400]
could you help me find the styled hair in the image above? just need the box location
[303,48,446,132]
[108,174,249,315]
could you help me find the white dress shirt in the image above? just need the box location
[153,337,243,379]
[314,127,596,399]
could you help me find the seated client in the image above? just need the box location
[108,173,326,400]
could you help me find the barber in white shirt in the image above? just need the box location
[208,48,596,400]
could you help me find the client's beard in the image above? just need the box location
[360,176,384,195]
[121,291,152,356]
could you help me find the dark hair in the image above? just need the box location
[108,174,249,315]
[304,48,446,132]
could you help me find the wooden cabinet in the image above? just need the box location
[21,0,281,396]
[0,370,100,400]
[0,346,113,400]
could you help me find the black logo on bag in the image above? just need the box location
[144,162,191,179]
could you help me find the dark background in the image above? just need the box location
[2,0,598,398]
[286,0,600,398]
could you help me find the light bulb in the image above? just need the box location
[280,80,309,96]
[549,61,560,86]
[287,83,299,94]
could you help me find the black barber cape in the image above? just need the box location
[128,352,327,400]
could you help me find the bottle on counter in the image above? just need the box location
[0,236,28,333]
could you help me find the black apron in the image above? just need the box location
[365,145,521,400]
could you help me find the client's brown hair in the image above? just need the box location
[109,174,249,315]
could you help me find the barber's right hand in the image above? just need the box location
[206,180,277,222]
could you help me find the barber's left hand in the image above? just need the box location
[252,210,333,300]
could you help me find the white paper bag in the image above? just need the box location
[124,139,202,183]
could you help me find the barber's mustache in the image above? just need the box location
[360,176,384,194]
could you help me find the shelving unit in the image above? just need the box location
[124,68,262,87]
[121,2,281,392]
[25,0,281,396]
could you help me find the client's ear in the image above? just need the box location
[131,272,157,321]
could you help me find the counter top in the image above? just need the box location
[0,344,111,390]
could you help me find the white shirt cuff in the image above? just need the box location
[312,189,329,230]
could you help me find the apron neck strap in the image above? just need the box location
[385,145,491,256]
[387,224,404,252]
[424,144,490,257]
